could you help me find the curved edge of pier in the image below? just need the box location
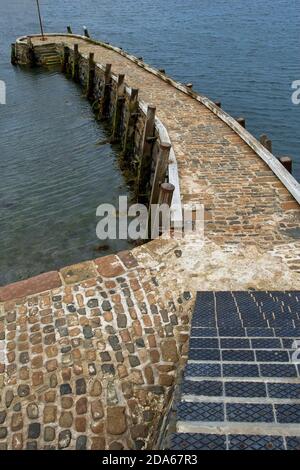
[0,33,299,451]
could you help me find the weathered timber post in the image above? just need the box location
[11,43,17,65]
[149,142,172,206]
[158,182,175,207]
[111,74,126,142]
[151,182,175,238]
[237,117,246,128]
[26,37,35,66]
[61,46,70,74]
[136,105,156,199]
[260,134,272,153]
[83,26,90,38]
[279,156,293,174]
[86,52,95,99]
[265,139,272,153]
[260,134,267,146]
[122,88,139,158]
[67,26,72,34]
[72,44,80,82]
[98,63,112,119]
[215,101,222,108]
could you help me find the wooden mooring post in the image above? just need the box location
[11,43,17,65]
[67,25,73,34]
[260,134,273,153]
[136,105,156,199]
[61,46,69,74]
[27,37,35,66]
[72,44,80,82]
[149,142,172,206]
[86,52,95,99]
[98,63,112,119]
[122,88,139,158]
[83,26,90,38]
[111,74,126,142]
[237,117,246,128]
[278,156,293,174]
[158,182,175,207]
[150,182,175,238]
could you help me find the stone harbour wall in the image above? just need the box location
[1,33,299,450]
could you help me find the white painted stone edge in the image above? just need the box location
[16,34,300,206]
[138,102,182,225]
[70,52,183,225]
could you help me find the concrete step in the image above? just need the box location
[176,420,300,437]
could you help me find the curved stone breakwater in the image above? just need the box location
[0,33,299,450]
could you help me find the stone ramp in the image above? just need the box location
[169,291,300,450]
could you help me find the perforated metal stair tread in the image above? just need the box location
[168,291,300,450]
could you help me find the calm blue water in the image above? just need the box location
[0,0,299,284]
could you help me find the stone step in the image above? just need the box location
[38,51,59,58]
[44,59,61,64]
[41,53,59,58]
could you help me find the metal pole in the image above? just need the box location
[36,0,45,40]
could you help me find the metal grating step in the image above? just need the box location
[170,433,300,450]
[168,291,300,450]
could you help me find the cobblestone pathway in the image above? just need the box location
[169,291,300,450]
[0,249,193,450]
[31,36,300,268]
